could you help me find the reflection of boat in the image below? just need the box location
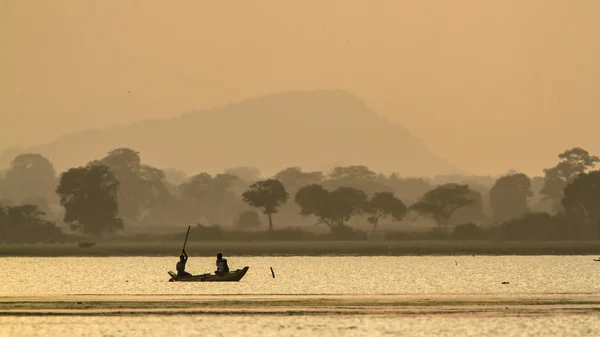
[168,266,249,282]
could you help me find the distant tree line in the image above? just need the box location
[1,147,599,243]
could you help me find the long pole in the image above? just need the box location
[182,225,191,251]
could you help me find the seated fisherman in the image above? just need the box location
[215,253,230,275]
[176,249,192,277]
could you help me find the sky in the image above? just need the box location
[1,0,599,176]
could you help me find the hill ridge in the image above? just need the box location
[0,89,464,177]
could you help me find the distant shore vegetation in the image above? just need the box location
[1,147,600,246]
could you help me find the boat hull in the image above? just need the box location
[168,266,249,282]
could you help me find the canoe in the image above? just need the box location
[594,259,600,262]
[168,266,249,282]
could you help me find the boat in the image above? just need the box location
[168,266,249,282]
[594,258,600,262]
[168,225,249,282]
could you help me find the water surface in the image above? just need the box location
[2,256,599,296]
[2,255,600,337]
[2,314,600,337]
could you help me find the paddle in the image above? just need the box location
[182,225,191,251]
[175,225,192,279]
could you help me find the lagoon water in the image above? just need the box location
[2,255,600,336]
[3,255,600,295]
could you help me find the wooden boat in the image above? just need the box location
[593,258,600,262]
[168,266,249,282]
[168,226,249,282]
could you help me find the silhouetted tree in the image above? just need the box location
[233,210,262,229]
[540,147,599,212]
[562,170,600,238]
[364,192,407,234]
[0,153,57,212]
[56,164,123,237]
[272,167,324,224]
[489,173,533,223]
[179,173,242,224]
[451,188,488,225]
[0,204,62,243]
[242,179,289,230]
[295,184,368,230]
[95,148,169,225]
[410,183,476,229]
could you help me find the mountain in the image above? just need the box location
[0,90,464,177]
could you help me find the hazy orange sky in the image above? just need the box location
[2,0,599,176]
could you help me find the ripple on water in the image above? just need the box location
[1,256,600,296]
[2,314,600,337]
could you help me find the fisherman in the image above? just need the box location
[215,253,230,275]
[176,249,192,277]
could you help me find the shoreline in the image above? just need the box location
[1,240,600,257]
[2,294,600,317]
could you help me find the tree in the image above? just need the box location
[540,147,599,212]
[324,165,390,196]
[0,204,62,243]
[451,188,488,225]
[272,167,324,225]
[274,167,324,193]
[162,168,188,186]
[410,183,476,229]
[562,170,600,238]
[241,179,289,230]
[489,173,533,223]
[56,164,123,237]
[179,173,242,225]
[295,184,368,230]
[95,148,169,225]
[364,192,407,234]
[381,174,432,205]
[0,153,58,211]
[328,165,377,181]
[233,210,262,229]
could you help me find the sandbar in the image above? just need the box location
[1,294,599,317]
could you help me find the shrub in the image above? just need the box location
[499,212,566,241]
[453,223,486,240]
[320,225,367,241]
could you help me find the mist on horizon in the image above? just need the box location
[2,0,599,176]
